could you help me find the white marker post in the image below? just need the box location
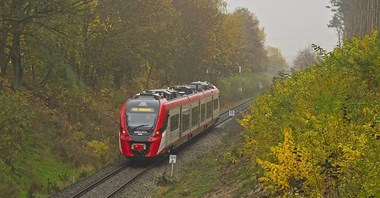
[169,155,177,177]
[229,110,235,117]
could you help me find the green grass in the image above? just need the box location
[0,88,99,197]
[11,146,81,197]
[155,158,225,198]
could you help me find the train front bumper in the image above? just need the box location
[119,135,161,158]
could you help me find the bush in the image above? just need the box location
[240,33,380,196]
[0,91,35,166]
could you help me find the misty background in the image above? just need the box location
[226,0,339,66]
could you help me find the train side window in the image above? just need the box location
[191,106,199,127]
[206,101,212,119]
[213,98,219,110]
[201,103,206,122]
[170,114,179,132]
[181,109,190,131]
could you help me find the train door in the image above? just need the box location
[206,96,213,123]
[190,100,200,132]
[213,94,220,119]
[198,100,200,128]
[180,104,191,137]
[211,96,214,121]
[168,107,180,145]
[200,99,206,126]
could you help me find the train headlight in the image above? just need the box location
[153,131,161,137]
[120,128,127,136]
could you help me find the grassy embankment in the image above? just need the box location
[0,81,123,197]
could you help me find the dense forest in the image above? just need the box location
[236,0,380,197]
[328,0,380,42]
[0,0,281,90]
[0,0,288,197]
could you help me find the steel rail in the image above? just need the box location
[216,98,252,126]
[106,159,164,197]
[70,165,127,198]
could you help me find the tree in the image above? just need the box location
[267,46,288,75]
[0,0,93,87]
[293,47,319,70]
[0,1,10,77]
[328,0,380,39]
[328,14,344,47]
[78,0,185,90]
[233,8,268,73]
[171,0,226,83]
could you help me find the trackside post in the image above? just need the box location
[169,155,177,177]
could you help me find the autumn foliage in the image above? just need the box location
[240,33,380,197]
[0,1,277,196]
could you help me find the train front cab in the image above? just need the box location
[119,97,168,159]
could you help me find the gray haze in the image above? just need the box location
[226,0,338,67]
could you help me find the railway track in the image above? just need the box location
[64,98,252,198]
[70,164,129,198]
[216,98,252,126]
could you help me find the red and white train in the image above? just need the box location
[119,81,220,159]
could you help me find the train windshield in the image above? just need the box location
[126,100,159,131]
[127,112,157,128]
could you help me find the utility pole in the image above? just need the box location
[239,66,243,98]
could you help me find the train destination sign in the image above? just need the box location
[130,107,154,112]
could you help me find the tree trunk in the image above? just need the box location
[0,22,10,76]
[113,58,125,89]
[113,68,122,89]
[145,64,153,90]
[0,27,8,76]
[11,24,22,88]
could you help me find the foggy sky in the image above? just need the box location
[226,0,338,66]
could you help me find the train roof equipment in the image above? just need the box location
[189,81,214,92]
[133,81,216,101]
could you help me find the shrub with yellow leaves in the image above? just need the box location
[257,128,315,196]
[240,32,380,197]
[86,140,110,166]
